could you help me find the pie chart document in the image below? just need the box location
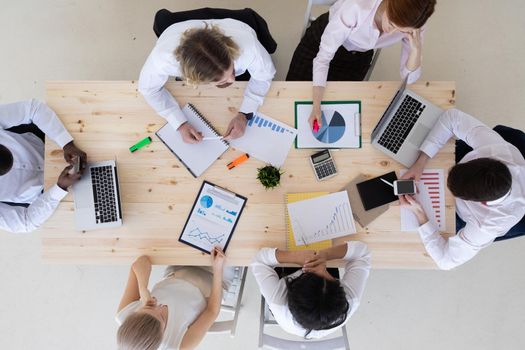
[295,101,361,148]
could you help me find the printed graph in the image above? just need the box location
[247,114,296,135]
[288,191,356,245]
[187,227,225,244]
[314,110,346,144]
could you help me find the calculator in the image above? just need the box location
[310,150,338,181]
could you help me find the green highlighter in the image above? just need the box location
[129,136,152,153]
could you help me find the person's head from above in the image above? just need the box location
[447,157,512,203]
[0,144,14,176]
[286,272,349,337]
[117,298,168,350]
[175,24,240,88]
[379,0,437,34]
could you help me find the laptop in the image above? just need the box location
[73,160,123,231]
[371,77,444,167]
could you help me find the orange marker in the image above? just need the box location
[227,153,250,170]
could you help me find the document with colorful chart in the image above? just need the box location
[295,101,361,149]
[179,181,247,254]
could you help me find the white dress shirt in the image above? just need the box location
[0,99,72,233]
[313,0,423,87]
[251,242,371,339]
[418,108,525,270]
[139,19,276,130]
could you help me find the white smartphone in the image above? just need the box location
[394,180,416,195]
[68,156,80,175]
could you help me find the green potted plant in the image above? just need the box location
[257,165,283,189]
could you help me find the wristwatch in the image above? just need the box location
[240,112,254,121]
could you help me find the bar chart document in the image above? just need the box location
[287,191,356,245]
[400,169,446,231]
[229,113,297,167]
[179,181,247,253]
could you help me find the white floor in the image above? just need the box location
[0,1,524,349]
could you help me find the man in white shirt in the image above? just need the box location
[400,109,525,270]
[139,18,276,144]
[0,99,86,233]
[251,242,370,338]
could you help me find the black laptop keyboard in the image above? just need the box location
[91,166,118,224]
[378,95,426,154]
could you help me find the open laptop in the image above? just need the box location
[371,77,444,167]
[73,160,123,231]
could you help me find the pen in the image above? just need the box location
[202,136,223,141]
[313,119,320,133]
[129,136,152,152]
[380,178,394,187]
[227,153,250,170]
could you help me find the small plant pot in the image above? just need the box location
[257,165,283,189]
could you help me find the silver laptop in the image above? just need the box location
[371,77,443,167]
[73,160,123,231]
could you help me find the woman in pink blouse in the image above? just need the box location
[286,0,436,128]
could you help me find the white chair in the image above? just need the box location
[208,266,248,337]
[302,0,381,81]
[258,296,351,349]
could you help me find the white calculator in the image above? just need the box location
[310,149,338,181]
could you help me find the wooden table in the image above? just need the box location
[43,81,455,268]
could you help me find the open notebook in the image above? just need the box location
[156,104,229,177]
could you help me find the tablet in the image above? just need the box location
[179,181,247,254]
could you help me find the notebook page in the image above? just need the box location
[156,104,229,177]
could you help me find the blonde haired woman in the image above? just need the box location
[139,19,276,143]
[116,248,232,350]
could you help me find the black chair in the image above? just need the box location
[153,7,277,82]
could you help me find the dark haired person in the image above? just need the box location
[139,19,276,144]
[251,242,370,338]
[400,109,525,270]
[0,100,86,233]
[286,0,436,129]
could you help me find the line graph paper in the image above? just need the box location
[288,191,356,245]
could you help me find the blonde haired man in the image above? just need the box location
[139,19,276,143]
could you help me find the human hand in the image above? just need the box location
[178,122,203,144]
[57,165,81,191]
[139,289,156,306]
[223,113,247,141]
[302,251,328,275]
[211,247,226,274]
[401,152,429,181]
[399,195,428,225]
[63,141,87,173]
[406,28,422,52]
[308,106,322,131]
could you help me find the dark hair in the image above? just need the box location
[286,273,349,338]
[0,144,13,176]
[447,158,512,202]
[386,0,436,29]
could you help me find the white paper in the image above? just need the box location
[287,191,356,245]
[296,103,360,148]
[400,169,446,231]
[229,113,297,167]
[180,183,245,252]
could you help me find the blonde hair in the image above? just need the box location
[117,312,163,350]
[175,24,240,85]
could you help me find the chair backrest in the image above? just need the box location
[153,8,277,54]
[303,0,338,37]
[493,125,525,158]
[258,296,351,350]
[208,267,248,337]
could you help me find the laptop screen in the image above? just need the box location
[371,76,408,139]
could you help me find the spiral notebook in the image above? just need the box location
[156,103,229,177]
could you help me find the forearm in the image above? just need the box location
[405,48,421,72]
[318,243,348,261]
[312,86,325,110]
[276,249,309,265]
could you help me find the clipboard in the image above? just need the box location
[179,181,247,254]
